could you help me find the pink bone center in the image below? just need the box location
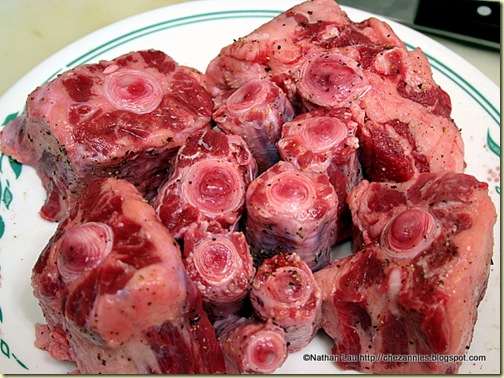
[103,68,163,114]
[382,208,438,259]
[57,222,114,282]
[182,159,244,216]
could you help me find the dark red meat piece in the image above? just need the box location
[205,0,465,184]
[249,252,322,352]
[315,171,496,374]
[354,49,464,182]
[245,161,338,271]
[0,49,213,221]
[31,177,225,374]
[214,315,288,374]
[153,129,257,239]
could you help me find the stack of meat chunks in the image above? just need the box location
[0,0,496,374]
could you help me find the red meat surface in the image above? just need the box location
[153,129,257,240]
[245,161,338,271]
[31,178,225,374]
[205,0,464,184]
[250,252,322,352]
[315,172,496,374]
[1,49,213,221]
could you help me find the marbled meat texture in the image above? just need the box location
[0,49,213,221]
[245,160,338,271]
[31,177,226,374]
[205,0,464,183]
[153,129,257,240]
[314,171,496,374]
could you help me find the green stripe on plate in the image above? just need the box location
[67,10,280,67]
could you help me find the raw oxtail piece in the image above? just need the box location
[31,177,226,374]
[245,161,338,271]
[213,79,296,173]
[205,0,353,102]
[205,0,464,184]
[215,315,288,374]
[315,171,496,374]
[354,46,464,182]
[249,252,322,352]
[0,49,213,221]
[153,129,257,240]
[182,227,255,320]
[277,107,362,242]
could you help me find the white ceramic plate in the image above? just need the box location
[0,0,500,374]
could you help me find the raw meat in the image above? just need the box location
[245,160,338,271]
[153,129,257,240]
[277,107,362,241]
[249,252,322,352]
[205,0,353,103]
[214,315,288,374]
[292,51,370,110]
[205,0,465,183]
[204,0,400,110]
[315,171,496,374]
[31,177,225,374]
[213,79,296,173]
[34,323,71,362]
[182,227,255,320]
[354,48,464,182]
[0,49,213,221]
